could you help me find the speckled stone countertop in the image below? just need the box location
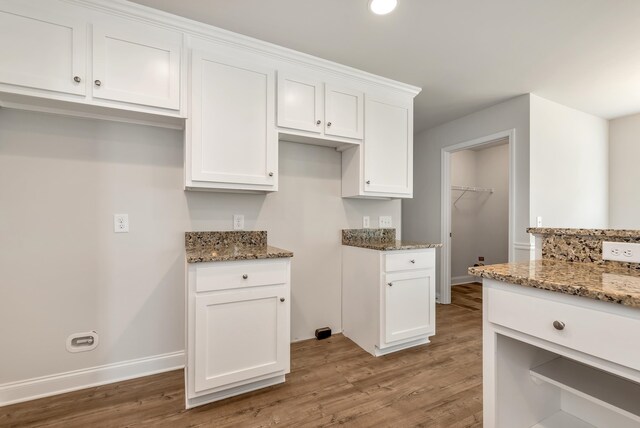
[342,229,442,251]
[469,260,640,308]
[185,231,293,263]
[527,228,640,239]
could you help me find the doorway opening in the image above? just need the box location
[439,129,515,304]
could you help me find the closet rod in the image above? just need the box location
[451,185,494,205]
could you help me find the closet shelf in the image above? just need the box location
[451,185,494,205]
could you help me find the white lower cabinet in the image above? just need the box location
[484,279,640,428]
[384,270,435,344]
[342,246,436,356]
[186,258,291,408]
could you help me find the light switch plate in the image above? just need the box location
[602,241,640,263]
[379,216,392,228]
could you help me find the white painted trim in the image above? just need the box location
[440,129,516,304]
[451,275,476,286]
[63,0,421,96]
[514,240,536,261]
[0,351,185,407]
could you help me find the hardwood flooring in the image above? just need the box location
[1,283,483,428]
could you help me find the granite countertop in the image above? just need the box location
[341,228,442,251]
[345,240,443,251]
[527,227,640,239]
[185,231,293,263]
[186,244,293,263]
[469,260,640,308]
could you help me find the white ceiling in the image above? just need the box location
[130,0,640,133]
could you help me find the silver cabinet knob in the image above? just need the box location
[553,320,565,330]
[94,80,102,87]
[366,180,371,185]
[73,76,81,83]
[327,122,332,127]
[268,172,274,177]
[280,297,285,302]
[387,282,393,286]
[242,274,248,279]
[316,120,321,125]
[410,259,415,264]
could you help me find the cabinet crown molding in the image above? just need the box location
[63,0,422,96]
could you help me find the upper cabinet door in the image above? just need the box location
[189,50,277,188]
[363,95,413,195]
[0,2,86,95]
[324,85,363,139]
[92,19,181,110]
[277,73,323,133]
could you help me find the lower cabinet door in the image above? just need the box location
[194,286,288,393]
[383,269,434,344]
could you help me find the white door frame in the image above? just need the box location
[439,129,516,304]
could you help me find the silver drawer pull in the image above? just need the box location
[242,274,248,279]
[553,320,565,330]
[410,259,415,264]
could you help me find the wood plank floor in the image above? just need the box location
[1,283,483,428]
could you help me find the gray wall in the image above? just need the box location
[609,112,640,229]
[0,108,400,385]
[529,95,609,228]
[402,94,532,296]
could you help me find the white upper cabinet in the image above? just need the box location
[187,46,277,192]
[277,74,323,134]
[0,0,420,196]
[363,95,413,196]
[0,2,86,96]
[277,73,364,141]
[92,18,181,110]
[324,85,364,140]
[341,93,414,199]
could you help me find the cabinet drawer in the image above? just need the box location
[384,251,434,272]
[195,259,288,293]
[488,287,640,372]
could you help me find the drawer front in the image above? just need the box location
[385,251,434,272]
[195,259,288,293]
[488,287,640,372]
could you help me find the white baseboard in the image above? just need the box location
[451,275,475,286]
[0,350,185,407]
[291,329,343,343]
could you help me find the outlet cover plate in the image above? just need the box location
[602,241,640,263]
[233,214,244,230]
[379,216,392,228]
[363,216,370,228]
[114,214,129,233]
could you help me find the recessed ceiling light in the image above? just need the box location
[368,0,397,15]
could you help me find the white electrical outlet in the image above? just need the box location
[536,216,543,227]
[114,214,129,233]
[379,216,392,228]
[363,216,370,228]
[602,241,640,263]
[233,214,244,230]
